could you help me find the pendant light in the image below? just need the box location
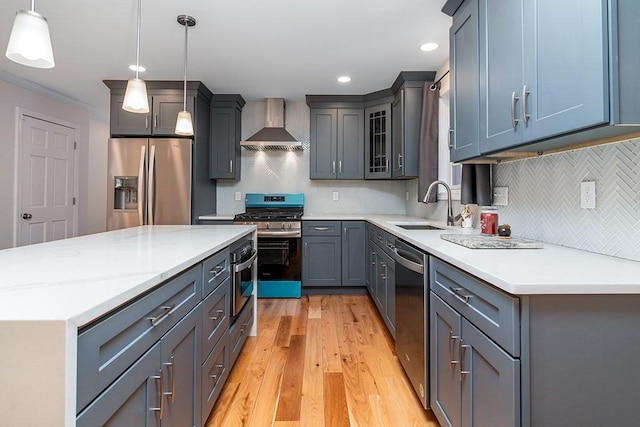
[175,15,195,136]
[5,0,55,69]
[122,0,149,113]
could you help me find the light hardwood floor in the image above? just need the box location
[205,294,440,427]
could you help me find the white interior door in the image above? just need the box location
[18,115,77,246]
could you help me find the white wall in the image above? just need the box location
[0,73,108,249]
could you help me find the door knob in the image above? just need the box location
[22,213,32,220]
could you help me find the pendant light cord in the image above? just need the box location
[135,0,142,80]
[183,19,188,111]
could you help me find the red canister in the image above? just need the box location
[480,207,498,235]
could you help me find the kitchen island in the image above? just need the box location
[0,225,255,427]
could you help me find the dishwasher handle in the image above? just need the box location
[394,248,424,274]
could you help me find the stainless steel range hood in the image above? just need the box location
[240,98,302,151]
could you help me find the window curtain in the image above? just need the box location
[418,81,439,202]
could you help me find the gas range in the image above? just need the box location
[234,193,304,237]
[235,193,304,299]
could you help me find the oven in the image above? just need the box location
[230,237,257,317]
[234,193,304,298]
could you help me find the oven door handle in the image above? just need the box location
[257,230,302,238]
[233,250,257,273]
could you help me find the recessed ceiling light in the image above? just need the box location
[129,64,146,72]
[420,42,439,52]
[337,76,351,83]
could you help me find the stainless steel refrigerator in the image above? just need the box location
[107,138,205,230]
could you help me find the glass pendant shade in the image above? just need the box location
[175,110,194,135]
[122,78,149,113]
[5,10,55,69]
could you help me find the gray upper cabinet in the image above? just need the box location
[449,0,481,162]
[105,81,209,138]
[364,103,392,179]
[444,0,640,161]
[391,83,423,178]
[309,104,364,180]
[479,0,609,154]
[209,95,245,180]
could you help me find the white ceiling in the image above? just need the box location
[0,0,451,117]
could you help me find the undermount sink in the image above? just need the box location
[395,224,444,231]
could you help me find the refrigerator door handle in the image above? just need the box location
[138,145,146,226]
[148,144,156,225]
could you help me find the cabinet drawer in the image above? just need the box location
[303,221,341,236]
[202,277,230,360]
[77,265,202,411]
[203,247,230,297]
[201,332,230,423]
[430,257,520,356]
[229,297,254,367]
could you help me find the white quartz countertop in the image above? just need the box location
[0,225,255,325]
[363,215,640,295]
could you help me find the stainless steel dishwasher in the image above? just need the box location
[394,239,429,409]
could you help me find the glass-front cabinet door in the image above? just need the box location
[365,104,392,179]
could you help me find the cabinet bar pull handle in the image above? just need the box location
[209,265,225,277]
[147,304,175,325]
[459,342,471,381]
[511,92,520,129]
[230,160,233,174]
[521,85,530,125]
[398,153,403,168]
[449,332,460,371]
[448,129,454,149]
[332,161,336,174]
[150,369,165,419]
[210,309,224,321]
[145,114,149,130]
[154,114,158,129]
[339,160,343,174]
[304,242,308,257]
[313,227,329,231]
[162,355,175,403]
[386,158,390,171]
[450,287,470,304]
[343,227,347,242]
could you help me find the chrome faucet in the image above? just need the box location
[423,180,455,226]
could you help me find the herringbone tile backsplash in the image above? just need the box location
[494,137,640,262]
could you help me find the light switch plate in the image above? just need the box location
[580,181,596,209]
[332,191,339,201]
[493,187,508,206]
[235,191,242,201]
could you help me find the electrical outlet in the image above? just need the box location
[493,187,509,206]
[580,181,596,209]
[332,191,339,201]
[235,191,242,201]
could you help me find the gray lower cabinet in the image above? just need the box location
[209,95,245,180]
[430,256,520,427]
[76,244,249,427]
[431,293,519,427]
[341,221,366,287]
[302,235,342,286]
[199,219,234,225]
[365,224,396,337]
[76,342,162,427]
[302,221,365,287]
